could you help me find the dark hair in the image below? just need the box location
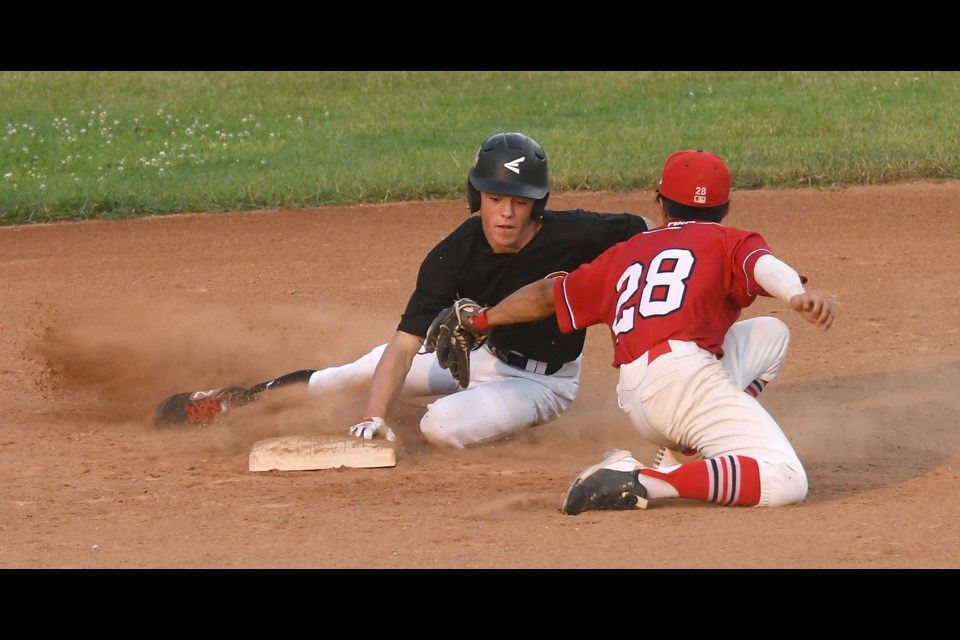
[656,190,729,223]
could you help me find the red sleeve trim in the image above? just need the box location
[553,276,576,334]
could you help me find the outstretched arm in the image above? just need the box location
[348,330,422,440]
[754,254,836,331]
[481,278,557,329]
[363,330,422,418]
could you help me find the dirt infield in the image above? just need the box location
[2,182,958,569]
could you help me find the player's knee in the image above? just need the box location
[419,408,469,449]
[761,461,808,507]
[755,316,790,347]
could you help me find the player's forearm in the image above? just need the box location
[754,254,806,303]
[484,279,556,327]
[363,332,417,418]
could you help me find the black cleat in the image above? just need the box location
[562,449,649,515]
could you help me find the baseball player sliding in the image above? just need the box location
[152,136,799,459]
[469,150,836,512]
[153,132,652,446]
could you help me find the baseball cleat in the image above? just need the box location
[561,449,649,515]
[152,386,249,427]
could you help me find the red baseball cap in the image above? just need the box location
[658,149,730,207]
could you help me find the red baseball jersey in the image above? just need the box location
[553,220,775,367]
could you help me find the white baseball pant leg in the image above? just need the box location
[419,347,581,448]
[721,317,790,389]
[308,343,581,449]
[617,340,807,507]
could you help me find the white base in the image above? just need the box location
[249,435,397,472]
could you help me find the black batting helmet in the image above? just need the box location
[467,132,550,219]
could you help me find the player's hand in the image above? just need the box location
[789,291,836,331]
[348,416,396,442]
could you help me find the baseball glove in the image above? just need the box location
[423,298,489,388]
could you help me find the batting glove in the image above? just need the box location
[348,416,396,442]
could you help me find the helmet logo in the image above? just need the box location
[503,156,525,174]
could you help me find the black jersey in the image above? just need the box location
[398,209,650,363]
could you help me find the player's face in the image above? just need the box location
[478,191,539,254]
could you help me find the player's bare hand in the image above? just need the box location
[789,291,835,331]
[348,416,396,441]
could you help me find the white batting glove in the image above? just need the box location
[348,416,396,442]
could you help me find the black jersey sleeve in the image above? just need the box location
[396,217,484,339]
[538,209,649,261]
[577,210,650,246]
[398,249,458,339]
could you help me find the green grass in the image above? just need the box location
[2,71,959,225]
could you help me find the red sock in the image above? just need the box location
[637,456,762,506]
